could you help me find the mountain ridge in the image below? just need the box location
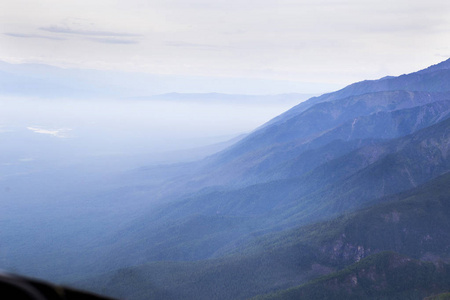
[265,58,450,128]
[5,58,450,300]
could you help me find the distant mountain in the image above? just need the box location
[0,60,336,98]
[130,92,317,104]
[0,61,118,98]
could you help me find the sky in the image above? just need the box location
[1,0,450,93]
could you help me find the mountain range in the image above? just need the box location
[4,58,450,299]
[71,58,450,299]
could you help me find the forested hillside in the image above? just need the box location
[73,59,450,299]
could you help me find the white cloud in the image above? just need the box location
[18,158,34,162]
[88,37,139,44]
[4,33,66,40]
[27,126,72,138]
[39,25,141,37]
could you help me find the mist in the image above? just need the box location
[0,96,302,168]
[0,94,304,280]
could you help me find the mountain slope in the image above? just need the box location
[77,171,450,300]
[199,91,450,187]
[268,57,450,126]
[66,59,450,300]
[270,116,450,230]
[100,99,450,269]
[254,252,450,300]
[258,98,450,181]
[241,171,450,265]
[210,58,450,182]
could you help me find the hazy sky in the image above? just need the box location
[1,0,450,90]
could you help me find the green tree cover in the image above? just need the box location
[77,172,450,300]
[425,293,450,300]
[254,252,450,300]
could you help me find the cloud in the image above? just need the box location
[39,25,141,37]
[89,37,139,44]
[18,158,34,162]
[4,33,66,41]
[27,126,72,138]
[36,25,141,44]
[165,41,223,49]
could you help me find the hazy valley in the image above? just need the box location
[2,58,450,300]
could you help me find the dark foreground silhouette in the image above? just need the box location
[0,273,116,300]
